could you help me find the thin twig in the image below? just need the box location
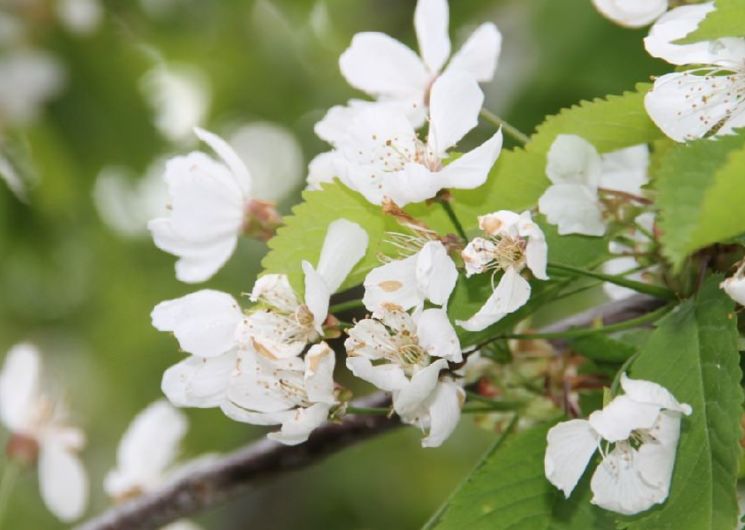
[479,109,530,145]
[78,295,665,530]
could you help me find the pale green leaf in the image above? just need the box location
[680,0,745,42]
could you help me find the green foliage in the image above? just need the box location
[680,0,745,42]
[569,334,636,363]
[426,423,615,530]
[655,131,745,268]
[623,276,743,529]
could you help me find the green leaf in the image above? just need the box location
[680,0,745,42]
[261,182,399,293]
[569,334,636,363]
[623,276,743,529]
[655,131,745,268]
[426,422,615,530]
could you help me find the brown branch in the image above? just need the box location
[78,294,662,530]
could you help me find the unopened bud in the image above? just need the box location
[244,199,282,242]
[6,433,39,467]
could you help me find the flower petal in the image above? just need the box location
[363,252,420,313]
[600,144,649,195]
[394,358,448,419]
[346,356,409,392]
[344,318,399,361]
[414,0,451,74]
[268,403,332,446]
[316,219,369,293]
[592,0,667,28]
[421,380,464,448]
[546,134,602,187]
[445,23,501,81]
[538,183,605,236]
[722,275,745,306]
[545,419,599,498]
[339,32,429,99]
[588,395,662,442]
[239,311,307,359]
[194,127,252,196]
[620,373,692,415]
[152,290,242,358]
[39,439,88,522]
[416,241,458,307]
[437,130,503,192]
[306,151,339,191]
[304,343,337,404]
[161,353,235,408]
[250,273,300,313]
[518,211,548,280]
[456,266,531,332]
[636,411,682,494]
[416,308,462,362]
[427,71,483,156]
[0,343,41,433]
[302,260,330,334]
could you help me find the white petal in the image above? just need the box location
[268,403,332,446]
[394,358,448,419]
[302,261,330,334]
[380,164,443,206]
[416,241,458,307]
[437,130,502,191]
[304,343,337,404]
[600,144,649,195]
[643,3,745,66]
[363,253,420,313]
[0,343,41,433]
[105,400,187,498]
[306,151,339,190]
[590,442,669,515]
[545,419,599,497]
[722,275,745,306]
[421,381,464,448]
[457,267,531,332]
[518,212,549,280]
[588,395,662,442]
[346,356,409,392]
[445,23,501,82]
[462,237,497,277]
[620,374,692,415]
[250,273,300,313]
[427,71,483,156]
[161,353,235,408]
[220,402,287,426]
[644,71,745,143]
[416,308,462,362]
[636,411,682,495]
[239,311,307,359]
[344,318,399,362]
[414,0,451,74]
[151,290,242,358]
[603,256,645,300]
[339,32,429,99]
[478,210,521,237]
[546,134,602,187]
[538,183,606,236]
[194,127,252,196]
[39,439,88,522]
[316,218,369,293]
[592,0,667,28]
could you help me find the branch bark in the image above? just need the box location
[78,294,662,530]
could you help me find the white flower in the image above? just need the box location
[644,3,745,142]
[0,344,88,522]
[363,240,457,315]
[457,210,548,332]
[152,289,243,408]
[0,50,64,126]
[148,127,274,283]
[104,400,187,499]
[538,135,649,236]
[339,0,501,124]
[592,0,668,28]
[221,342,338,445]
[603,213,657,300]
[242,218,368,358]
[313,71,503,207]
[721,262,745,306]
[56,0,103,35]
[345,306,463,447]
[140,64,210,143]
[545,374,692,515]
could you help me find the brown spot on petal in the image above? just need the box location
[379,280,403,292]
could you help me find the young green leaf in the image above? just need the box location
[679,0,745,42]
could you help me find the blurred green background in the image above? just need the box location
[0,0,667,528]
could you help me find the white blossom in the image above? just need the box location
[538,135,649,236]
[0,344,88,522]
[0,50,64,126]
[457,210,548,332]
[363,240,457,315]
[545,374,692,515]
[56,0,103,36]
[311,71,503,206]
[345,306,463,447]
[221,342,338,445]
[241,218,368,359]
[592,0,668,28]
[721,262,745,306]
[148,127,266,283]
[644,3,745,142]
[338,0,501,125]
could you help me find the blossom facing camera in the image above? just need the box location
[545,374,692,515]
[149,127,281,283]
[457,210,548,332]
[339,0,501,124]
[592,0,668,28]
[0,344,88,522]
